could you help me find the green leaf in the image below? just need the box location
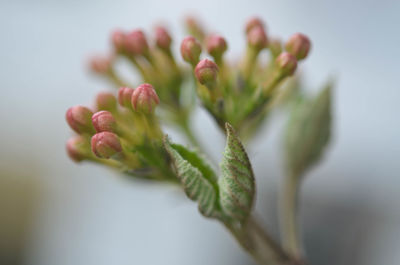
[164,136,219,218]
[285,83,332,178]
[219,123,255,223]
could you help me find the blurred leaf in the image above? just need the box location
[219,123,255,223]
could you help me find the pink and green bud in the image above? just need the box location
[111,30,127,53]
[66,136,88,162]
[91,131,122,159]
[206,34,228,60]
[66,106,95,134]
[269,38,283,57]
[155,26,172,51]
[125,30,149,56]
[89,55,113,75]
[195,59,219,86]
[131,83,160,114]
[285,33,311,60]
[184,16,205,41]
[276,52,298,76]
[118,87,134,108]
[180,36,202,66]
[92,111,117,133]
[247,26,268,51]
[95,92,117,111]
[245,17,265,34]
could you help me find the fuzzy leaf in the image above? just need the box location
[164,137,219,217]
[285,83,332,177]
[219,123,255,223]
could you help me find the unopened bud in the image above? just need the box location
[247,26,268,51]
[206,34,227,60]
[155,26,172,51]
[66,106,95,134]
[66,136,88,162]
[125,30,149,55]
[180,36,202,66]
[269,38,283,57]
[92,111,117,133]
[285,33,311,60]
[89,55,113,74]
[118,87,134,108]
[276,52,297,76]
[95,92,117,111]
[195,59,219,86]
[184,16,205,41]
[111,30,126,52]
[245,17,265,34]
[131,83,160,114]
[91,132,122,159]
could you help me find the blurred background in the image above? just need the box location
[1,0,399,264]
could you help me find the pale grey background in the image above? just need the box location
[0,0,399,264]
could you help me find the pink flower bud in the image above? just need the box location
[66,136,87,162]
[155,26,172,51]
[247,26,268,51]
[206,34,228,59]
[180,36,202,66]
[89,55,113,74]
[195,59,219,86]
[95,92,117,111]
[276,52,298,76]
[111,30,127,52]
[92,111,117,133]
[66,106,95,134]
[125,30,149,55]
[285,33,311,60]
[118,87,134,108]
[131,83,160,114]
[91,132,122,159]
[245,17,265,34]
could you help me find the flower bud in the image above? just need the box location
[95,92,117,111]
[111,30,126,52]
[247,26,268,51]
[66,106,95,134]
[180,36,202,66]
[184,16,205,41]
[245,17,265,34]
[66,136,88,162]
[155,26,172,51]
[91,132,122,159]
[276,52,298,76]
[118,87,134,108]
[195,59,219,86]
[269,38,283,57]
[125,30,149,55]
[89,55,113,74]
[206,34,228,60]
[92,111,117,133]
[131,83,160,114]
[285,33,311,60]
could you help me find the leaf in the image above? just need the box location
[285,83,332,178]
[164,136,219,217]
[219,123,255,223]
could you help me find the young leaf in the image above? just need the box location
[219,123,255,223]
[163,136,219,217]
[285,83,332,178]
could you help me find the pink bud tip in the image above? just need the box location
[245,17,265,34]
[66,106,95,134]
[96,92,117,111]
[66,136,87,163]
[194,59,219,86]
[180,36,202,66]
[111,30,127,52]
[125,30,149,55]
[131,83,160,114]
[247,26,268,51]
[91,132,122,159]
[206,34,228,59]
[118,87,134,108]
[155,26,172,51]
[92,111,117,133]
[285,33,311,60]
[276,52,298,76]
[89,55,113,74]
